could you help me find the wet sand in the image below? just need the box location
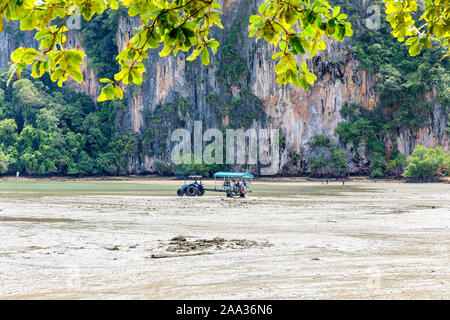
[0,179,448,299]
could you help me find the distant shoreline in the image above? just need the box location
[0,175,448,183]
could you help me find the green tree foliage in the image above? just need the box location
[336,117,376,147]
[336,103,408,178]
[308,134,348,177]
[369,152,387,178]
[249,0,352,88]
[0,148,12,173]
[338,2,449,178]
[2,0,448,98]
[215,23,249,85]
[388,152,406,176]
[403,145,450,179]
[0,118,18,147]
[0,71,137,175]
[78,8,125,79]
[0,0,356,98]
[383,0,450,57]
[1,1,448,98]
[351,3,450,116]
[447,112,450,133]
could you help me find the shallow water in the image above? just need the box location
[0,179,448,299]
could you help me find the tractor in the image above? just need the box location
[177,176,205,197]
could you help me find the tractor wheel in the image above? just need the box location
[187,185,198,196]
[226,192,233,198]
[177,188,184,197]
[197,189,205,196]
[239,192,245,198]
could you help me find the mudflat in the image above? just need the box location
[0,179,448,299]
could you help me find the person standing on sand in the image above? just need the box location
[342,179,345,185]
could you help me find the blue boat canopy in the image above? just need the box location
[213,172,254,178]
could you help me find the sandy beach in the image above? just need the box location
[0,179,448,299]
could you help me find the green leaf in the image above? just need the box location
[130,68,143,85]
[289,37,305,55]
[201,48,210,65]
[299,74,308,90]
[159,44,173,57]
[272,52,283,59]
[208,41,220,49]
[114,85,123,99]
[301,62,308,73]
[109,0,118,10]
[98,83,116,102]
[408,43,423,56]
[333,6,340,18]
[249,15,261,24]
[305,72,317,85]
[186,49,200,61]
[69,69,83,83]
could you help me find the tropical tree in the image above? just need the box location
[308,134,348,177]
[0,118,18,147]
[388,152,406,176]
[0,148,12,173]
[403,145,450,179]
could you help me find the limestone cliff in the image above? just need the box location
[115,0,448,174]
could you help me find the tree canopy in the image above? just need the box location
[403,145,450,178]
[0,0,448,101]
[0,70,138,176]
[383,0,450,57]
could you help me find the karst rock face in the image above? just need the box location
[1,0,448,175]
